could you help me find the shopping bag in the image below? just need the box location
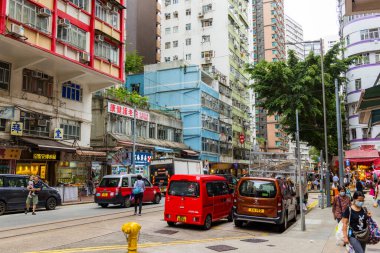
[367,217,380,245]
[336,220,345,245]
[346,244,355,253]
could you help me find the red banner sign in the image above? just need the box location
[108,102,150,121]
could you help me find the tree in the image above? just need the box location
[125,51,144,74]
[106,86,148,108]
[246,44,355,156]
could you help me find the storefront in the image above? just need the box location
[0,148,22,174]
[110,149,152,177]
[344,147,380,181]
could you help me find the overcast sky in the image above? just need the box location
[285,0,339,40]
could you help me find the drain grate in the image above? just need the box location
[155,229,178,235]
[241,238,268,243]
[206,245,238,252]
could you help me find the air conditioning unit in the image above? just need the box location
[79,52,90,63]
[37,119,47,127]
[95,35,104,42]
[58,19,70,27]
[10,23,24,37]
[38,8,52,17]
[198,12,204,18]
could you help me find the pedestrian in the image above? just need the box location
[25,175,43,215]
[345,182,352,201]
[133,175,145,216]
[87,178,94,195]
[356,177,364,193]
[27,175,35,198]
[332,186,351,223]
[313,178,319,190]
[342,191,372,253]
[333,174,339,184]
[375,181,380,208]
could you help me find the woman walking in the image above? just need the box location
[342,191,372,253]
[133,175,145,216]
[332,186,351,223]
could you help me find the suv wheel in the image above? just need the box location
[153,194,161,204]
[45,197,57,210]
[0,201,6,215]
[278,212,288,232]
[234,219,243,227]
[167,221,176,227]
[203,215,212,230]
[100,203,109,208]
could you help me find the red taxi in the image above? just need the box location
[164,175,233,230]
[95,174,161,208]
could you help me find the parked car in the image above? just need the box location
[0,174,62,215]
[164,175,233,230]
[95,174,161,208]
[214,174,238,192]
[233,177,297,232]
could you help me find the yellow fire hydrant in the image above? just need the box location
[121,222,141,253]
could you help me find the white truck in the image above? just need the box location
[149,158,203,192]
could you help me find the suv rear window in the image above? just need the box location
[239,180,276,198]
[99,178,120,187]
[168,181,199,197]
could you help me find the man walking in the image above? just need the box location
[25,175,43,215]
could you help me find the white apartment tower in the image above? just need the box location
[161,0,254,163]
[285,15,304,60]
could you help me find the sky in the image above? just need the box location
[285,0,340,41]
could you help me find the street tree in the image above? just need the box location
[125,51,144,74]
[106,86,148,108]
[246,44,355,156]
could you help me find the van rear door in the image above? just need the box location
[237,179,278,218]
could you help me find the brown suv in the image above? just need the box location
[233,177,297,232]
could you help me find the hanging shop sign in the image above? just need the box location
[129,152,152,165]
[33,153,57,160]
[54,128,64,140]
[108,101,150,121]
[10,122,23,136]
[0,148,22,160]
[0,107,14,119]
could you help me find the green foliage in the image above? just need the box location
[309,146,320,163]
[247,43,355,156]
[125,51,144,74]
[106,86,148,108]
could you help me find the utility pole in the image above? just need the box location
[296,110,305,231]
[320,38,331,207]
[132,104,137,174]
[320,149,325,209]
[335,79,344,186]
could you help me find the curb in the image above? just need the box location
[62,201,94,206]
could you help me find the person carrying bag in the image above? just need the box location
[133,175,145,216]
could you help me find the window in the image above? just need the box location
[272,26,276,31]
[173,55,178,60]
[346,35,350,45]
[201,50,214,58]
[95,40,119,64]
[173,26,179,33]
[121,178,129,187]
[185,23,191,30]
[173,11,178,18]
[174,129,182,142]
[202,35,210,43]
[99,178,120,187]
[60,119,81,140]
[4,177,27,187]
[20,111,51,137]
[8,0,50,33]
[362,53,370,64]
[363,128,369,138]
[202,4,212,13]
[202,137,219,153]
[164,0,171,6]
[165,27,171,34]
[173,40,178,47]
[0,61,11,91]
[360,28,380,40]
[136,120,147,138]
[376,52,380,63]
[202,114,219,132]
[185,38,191,45]
[62,82,83,102]
[274,115,279,121]
[0,119,6,132]
[202,19,213,27]
[275,124,280,129]
[165,13,171,20]
[131,83,140,93]
[149,123,155,138]
[239,180,276,198]
[275,141,282,147]
[165,42,171,49]
[201,92,218,111]
[173,0,178,4]
[95,1,120,29]
[168,181,199,197]
[69,0,88,10]
[272,42,277,46]
[158,125,167,140]
[355,79,361,90]
[185,54,191,60]
[186,9,191,16]
[351,129,357,139]
[22,69,53,97]
[206,182,229,196]
[271,18,276,23]
[57,22,86,50]
[275,132,281,137]
[164,57,171,62]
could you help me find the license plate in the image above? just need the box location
[102,193,108,197]
[248,208,264,213]
[177,216,186,222]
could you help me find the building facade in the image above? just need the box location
[287,141,311,169]
[0,0,125,185]
[160,0,253,163]
[126,0,161,64]
[342,13,380,150]
[285,14,304,60]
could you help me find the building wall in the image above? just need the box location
[343,14,380,150]
[285,15,304,60]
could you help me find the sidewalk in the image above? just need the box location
[61,195,94,206]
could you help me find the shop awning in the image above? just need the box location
[345,149,379,162]
[76,150,107,157]
[154,146,174,153]
[21,137,76,151]
[182,149,199,156]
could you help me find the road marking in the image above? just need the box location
[26,235,254,253]
[307,200,318,211]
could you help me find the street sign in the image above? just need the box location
[10,122,23,136]
[54,128,64,140]
[239,133,245,144]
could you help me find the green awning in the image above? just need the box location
[357,85,380,111]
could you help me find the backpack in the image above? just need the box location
[132,181,143,195]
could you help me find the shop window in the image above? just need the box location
[57,22,86,50]
[0,61,11,91]
[60,119,81,140]
[20,111,50,137]
[95,0,120,29]
[8,0,50,33]
[69,0,89,10]
[95,40,119,65]
[62,82,83,102]
[22,69,53,97]
[158,125,167,140]
[149,123,156,138]
[0,119,6,131]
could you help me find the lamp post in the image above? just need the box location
[132,104,137,174]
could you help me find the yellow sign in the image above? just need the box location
[0,148,21,160]
[33,153,57,160]
[10,122,23,136]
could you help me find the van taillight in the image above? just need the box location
[277,196,282,210]
[115,187,120,195]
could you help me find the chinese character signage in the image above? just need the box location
[0,148,21,160]
[129,152,152,165]
[33,153,57,160]
[54,128,64,140]
[10,122,23,136]
[108,102,150,121]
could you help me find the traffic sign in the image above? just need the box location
[54,128,64,140]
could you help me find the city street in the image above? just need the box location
[2,193,378,253]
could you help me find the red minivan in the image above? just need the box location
[164,175,233,230]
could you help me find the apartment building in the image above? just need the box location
[285,14,304,60]
[126,0,161,64]
[160,0,254,163]
[0,0,125,184]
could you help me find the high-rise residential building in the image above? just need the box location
[160,0,253,164]
[285,15,304,60]
[303,41,322,56]
[0,0,126,182]
[126,0,161,65]
[252,0,287,153]
[342,13,380,150]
